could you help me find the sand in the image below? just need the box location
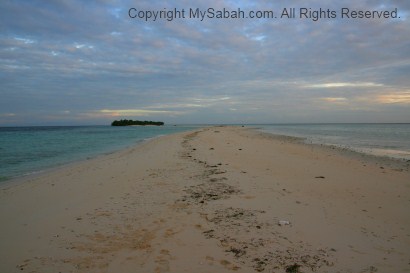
[0,126,409,273]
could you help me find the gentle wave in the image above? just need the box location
[0,125,199,181]
[257,123,410,160]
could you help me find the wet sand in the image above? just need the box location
[0,126,409,273]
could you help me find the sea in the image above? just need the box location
[0,125,200,182]
[1,123,409,183]
[257,123,410,160]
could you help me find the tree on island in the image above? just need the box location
[111,119,164,126]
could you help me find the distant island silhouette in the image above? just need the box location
[111,119,164,126]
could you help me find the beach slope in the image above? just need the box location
[0,126,409,272]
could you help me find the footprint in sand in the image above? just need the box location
[220,259,241,271]
[155,249,171,273]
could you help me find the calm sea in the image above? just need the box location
[0,125,199,182]
[257,123,410,160]
[1,124,409,182]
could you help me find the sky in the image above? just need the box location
[1,0,409,125]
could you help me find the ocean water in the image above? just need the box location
[2,123,409,182]
[0,125,199,181]
[257,123,410,160]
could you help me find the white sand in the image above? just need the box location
[1,126,409,273]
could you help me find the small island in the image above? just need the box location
[111,119,164,126]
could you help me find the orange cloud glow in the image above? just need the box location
[375,92,410,104]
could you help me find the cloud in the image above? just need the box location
[97,109,184,117]
[0,113,16,117]
[320,97,348,103]
[304,82,384,89]
[145,103,204,109]
[0,0,409,124]
[375,91,410,104]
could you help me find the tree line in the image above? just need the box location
[111,119,164,126]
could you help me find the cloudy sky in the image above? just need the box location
[1,0,409,125]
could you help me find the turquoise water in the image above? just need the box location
[258,124,410,160]
[2,124,409,182]
[0,125,199,181]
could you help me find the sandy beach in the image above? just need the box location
[0,126,409,273]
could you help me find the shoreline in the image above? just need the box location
[254,128,410,172]
[0,130,187,190]
[3,125,409,187]
[1,126,409,272]
[0,140,139,190]
[0,125,202,185]
[255,124,410,161]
